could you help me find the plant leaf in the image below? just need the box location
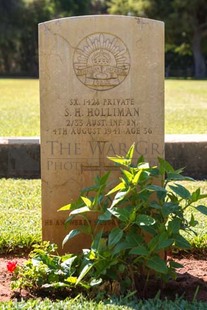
[169,184,191,199]
[174,234,191,249]
[91,230,104,251]
[99,171,110,186]
[136,155,144,164]
[121,169,133,183]
[169,261,183,269]
[168,218,181,234]
[110,190,129,208]
[132,170,142,185]
[64,214,74,225]
[150,201,162,210]
[125,231,144,247]
[76,263,93,285]
[107,156,131,166]
[81,196,92,207]
[126,143,135,160]
[108,227,123,247]
[138,162,150,169]
[62,229,80,246]
[112,241,131,255]
[108,207,131,222]
[136,214,156,226]
[107,182,125,196]
[90,278,102,286]
[167,173,193,182]
[148,235,159,251]
[147,185,167,193]
[146,256,168,274]
[70,206,90,215]
[158,157,174,174]
[61,256,77,270]
[98,210,112,221]
[65,276,77,284]
[58,204,72,211]
[157,238,174,250]
[89,250,96,260]
[129,245,149,256]
[162,202,180,217]
[196,205,207,216]
[42,282,69,288]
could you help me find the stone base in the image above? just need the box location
[165,134,207,180]
[0,137,40,178]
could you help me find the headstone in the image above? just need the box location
[39,15,164,254]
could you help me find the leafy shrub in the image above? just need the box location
[11,242,89,296]
[12,144,207,297]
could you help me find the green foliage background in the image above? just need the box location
[0,0,206,77]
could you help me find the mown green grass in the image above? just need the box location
[0,79,207,136]
[165,80,207,134]
[0,179,41,254]
[0,79,39,136]
[1,295,207,310]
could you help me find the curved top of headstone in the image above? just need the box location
[39,15,164,92]
[39,14,164,25]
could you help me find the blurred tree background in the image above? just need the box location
[0,0,206,78]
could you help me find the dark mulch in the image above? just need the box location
[0,254,207,302]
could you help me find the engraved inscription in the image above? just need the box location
[51,97,152,136]
[44,219,114,227]
[45,141,164,172]
[73,33,130,91]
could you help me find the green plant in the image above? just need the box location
[60,143,207,293]
[11,242,91,296]
[12,144,207,297]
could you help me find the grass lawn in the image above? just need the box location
[165,80,207,134]
[0,179,41,254]
[1,295,207,309]
[0,79,39,136]
[0,78,207,136]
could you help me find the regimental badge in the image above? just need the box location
[73,33,130,91]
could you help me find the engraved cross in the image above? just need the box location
[81,141,119,176]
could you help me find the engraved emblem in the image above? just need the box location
[73,33,130,91]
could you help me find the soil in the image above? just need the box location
[0,254,207,303]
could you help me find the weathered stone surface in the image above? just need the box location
[165,135,207,179]
[39,15,164,253]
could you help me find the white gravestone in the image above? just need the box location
[39,15,164,253]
